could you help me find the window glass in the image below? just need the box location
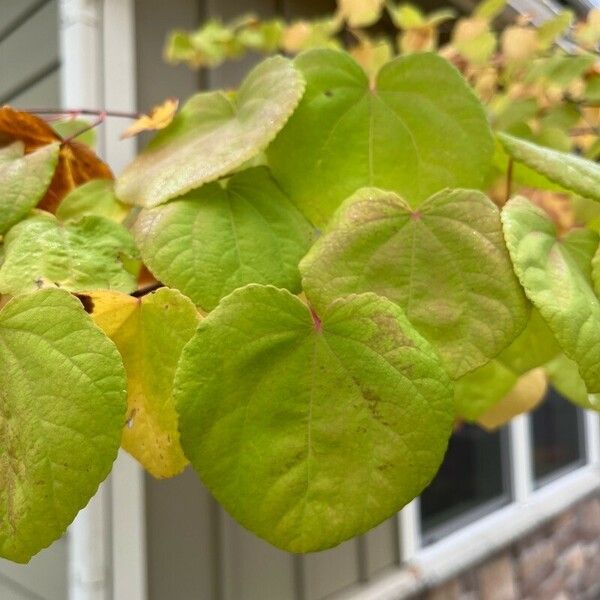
[420,424,510,544]
[532,387,585,485]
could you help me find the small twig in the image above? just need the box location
[506,158,514,203]
[130,282,163,298]
[24,108,141,119]
[61,112,106,144]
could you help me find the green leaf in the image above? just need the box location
[0,143,59,235]
[0,141,24,164]
[498,132,600,202]
[0,213,139,296]
[502,196,600,393]
[267,50,494,226]
[455,309,559,420]
[116,56,305,208]
[0,288,126,562]
[51,119,96,148]
[56,179,129,223]
[175,285,453,552]
[85,288,200,478]
[545,354,600,411]
[474,0,506,20]
[133,167,315,311]
[301,188,528,378]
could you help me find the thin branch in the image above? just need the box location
[61,112,106,144]
[24,108,141,119]
[130,282,163,298]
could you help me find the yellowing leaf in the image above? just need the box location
[85,288,200,478]
[337,0,384,27]
[477,368,547,430]
[121,98,179,139]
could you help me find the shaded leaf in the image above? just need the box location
[545,354,600,411]
[116,57,305,208]
[175,285,453,552]
[301,188,528,378]
[0,289,126,562]
[56,179,129,223]
[268,50,493,226]
[0,213,139,296]
[85,288,199,477]
[134,167,314,311]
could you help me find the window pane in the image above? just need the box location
[532,387,585,484]
[420,424,510,543]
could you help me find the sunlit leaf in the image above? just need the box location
[0,143,59,234]
[502,196,600,393]
[499,132,600,202]
[337,0,385,27]
[175,285,453,552]
[0,213,139,296]
[84,288,199,478]
[116,57,305,208]
[477,368,547,430]
[134,167,314,310]
[0,289,126,562]
[268,50,493,226]
[301,188,528,378]
[121,98,179,139]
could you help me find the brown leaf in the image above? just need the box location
[0,106,113,212]
[121,98,179,139]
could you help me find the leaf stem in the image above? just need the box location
[131,282,163,298]
[61,112,107,144]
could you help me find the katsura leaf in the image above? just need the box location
[175,285,453,553]
[133,167,315,311]
[0,143,59,234]
[84,288,199,478]
[267,50,493,226]
[116,57,305,207]
[56,180,129,223]
[0,213,139,296]
[0,289,126,562]
[301,188,528,378]
[545,354,600,411]
[502,196,600,393]
[499,132,600,202]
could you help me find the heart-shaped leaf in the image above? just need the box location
[0,142,59,234]
[84,288,199,478]
[502,196,600,392]
[0,289,126,562]
[133,167,314,311]
[0,213,139,296]
[175,285,453,553]
[301,188,529,378]
[499,132,600,202]
[116,56,305,208]
[267,49,493,226]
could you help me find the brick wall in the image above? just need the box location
[414,493,600,600]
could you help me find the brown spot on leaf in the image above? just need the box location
[76,294,95,314]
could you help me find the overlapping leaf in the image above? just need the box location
[0,213,139,296]
[0,142,59,234]
[116,57,305,208]
[502,196,600,393]
[301,188,529,378]
[267,49,493,226]
[546,354,600,411]
[175,285,453,552]
[499,132,600,202]
[56,179,129,223]
[0,289,126,562]
[0,107,113,212]
[133,167,314,311]
[84,288,199,478]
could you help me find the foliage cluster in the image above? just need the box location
[1,0,600,564]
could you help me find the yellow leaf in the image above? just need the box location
[83,288,200,478]
[337,0,384,28]
[350,36,393,79]
[501,26,538,62]
[121,98,179,139]
[478,368,547,430]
